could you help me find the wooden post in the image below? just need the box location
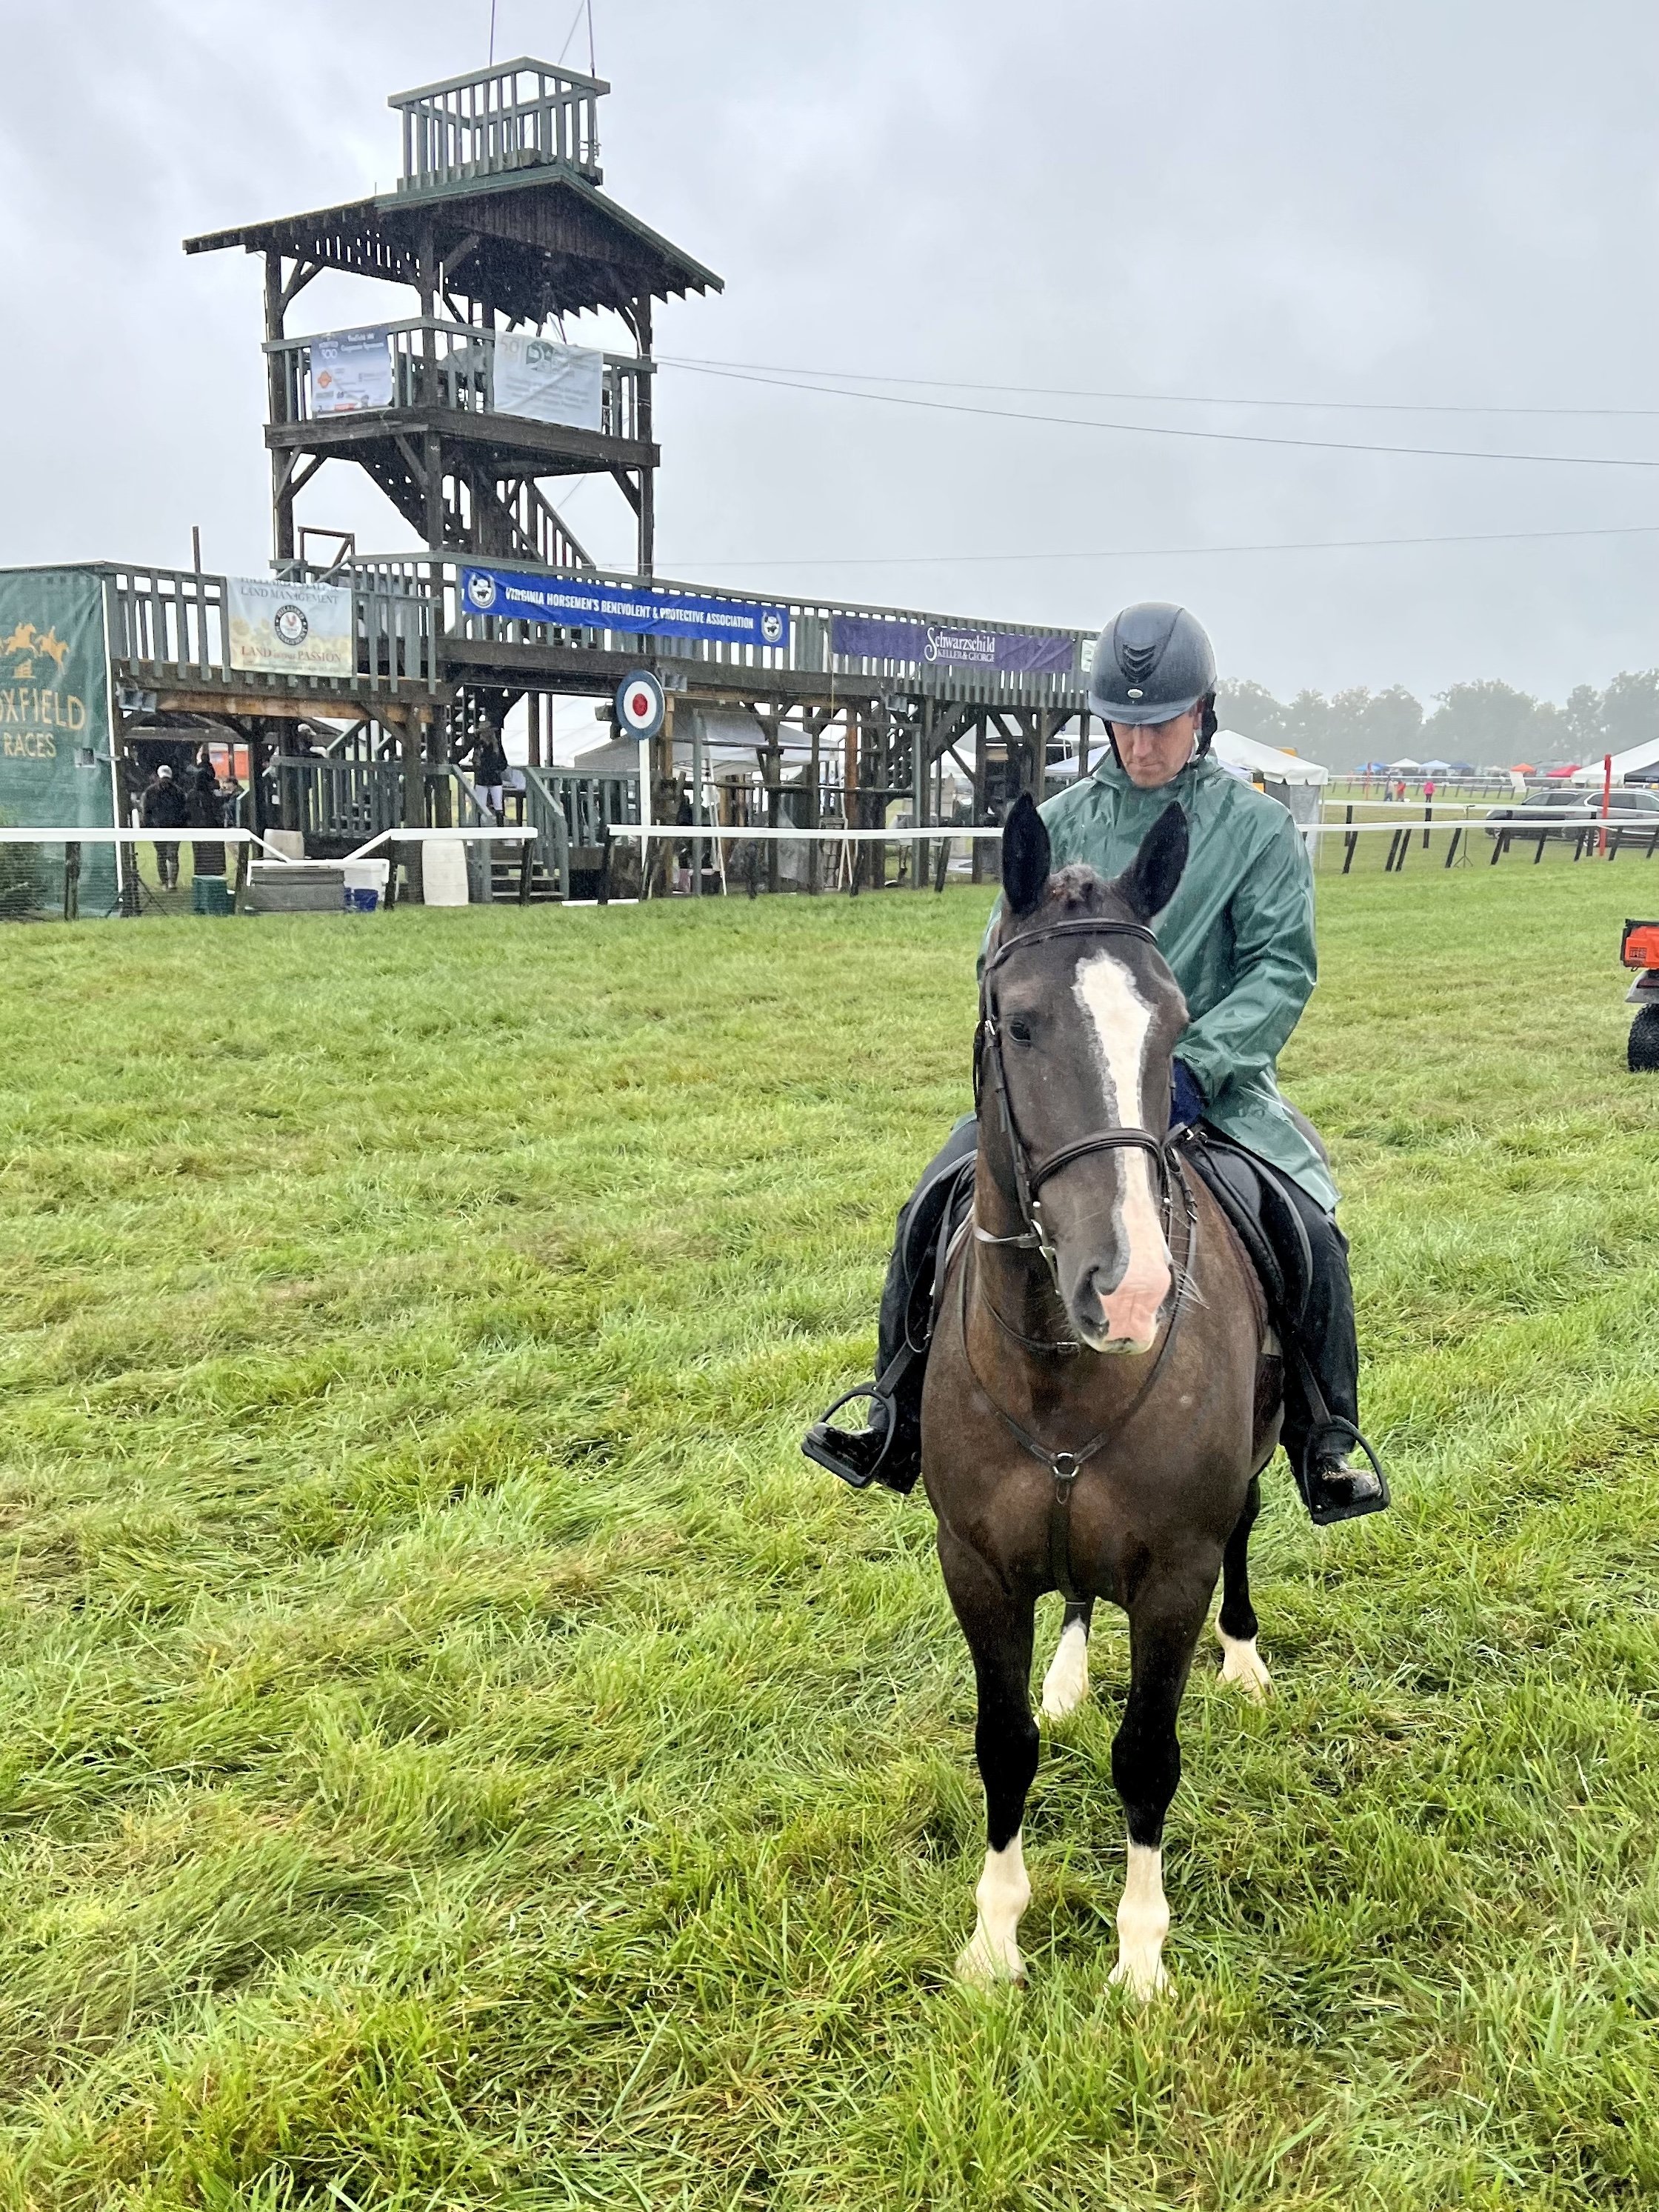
[264,252,296,565]
[868,708,887,890]
[1600,752,1613,857]
[650,693,675,896]
[527,690,542,769]
[971,711,988,885]
[401,710,427,903]
[690,707,703,896]
[634,296,655,577]
[913,699,929,892]
[807,720,821,895]
[764,718,781,894]
[424,432,444,552]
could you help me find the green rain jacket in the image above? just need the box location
[985,749,1337,1212]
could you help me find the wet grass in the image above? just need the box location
[1,861,1657,2209]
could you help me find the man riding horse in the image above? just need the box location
[806,600,1385,1528]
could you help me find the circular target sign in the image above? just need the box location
[615,668,666,739]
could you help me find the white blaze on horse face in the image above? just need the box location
[1109,1842,1171,1999]
[1072,950,1171,1350]
[955,1832,1031,1985]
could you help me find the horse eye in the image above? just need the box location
[1007,1019,1033,1045]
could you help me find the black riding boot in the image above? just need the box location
[1278,1183,1388,1525]
[802,1120,977,1496]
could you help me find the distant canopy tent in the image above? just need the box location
[1209,730,1329,786]
[1386,757,1423,770]
[1209,730,1326,827]
[1544,764,1583,779]
[1569,736,1659,784]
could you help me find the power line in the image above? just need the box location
[660,354,1659,422]
[671,520,1659,571]
[556,0,586,65]
[661,360,1659,472]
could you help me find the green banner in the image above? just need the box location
[0,567,117,916]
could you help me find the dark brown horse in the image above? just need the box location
[924,794,1280,1996]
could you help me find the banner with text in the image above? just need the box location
[310,326,394,414]
[227,577,355,677]
[831,613,1075,676]
[0,567,117,913]
[493,334,604,430]
[461,567,790,650]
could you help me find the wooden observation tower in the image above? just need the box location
[185,59,720,578]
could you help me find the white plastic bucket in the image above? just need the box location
[340,858,390,913]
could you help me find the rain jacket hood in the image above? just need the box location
[986,747,1335,1210]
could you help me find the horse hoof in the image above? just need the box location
[1109,1953,1170,2002]
[1040,1619,1090,1719]
[955,1933,1027,1988]
[1215,1625,1272,1702]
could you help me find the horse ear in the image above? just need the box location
[1114,802,1188,920]
[1001,793,1051,916]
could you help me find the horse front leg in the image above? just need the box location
[938,1529,1040,1985]
[1216,1474,1272,1699]
[1040,1596,1094,1719]
[1109,1582,1210,1999]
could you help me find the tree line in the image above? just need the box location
[1215,670,1659,770]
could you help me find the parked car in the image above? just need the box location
[1485,786,1659,841]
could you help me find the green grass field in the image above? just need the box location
[2,865,1658,2211]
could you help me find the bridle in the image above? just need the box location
[966,912,1199,1602]
[973,916,1181,1287]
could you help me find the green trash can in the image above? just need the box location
[191,876,235,917]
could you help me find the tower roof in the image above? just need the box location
[184,58,721,321]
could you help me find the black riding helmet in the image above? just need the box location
[1088,602,1218,752]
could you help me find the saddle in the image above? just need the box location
[1181,1132,1312,1334]
[895,1132,1310,1370]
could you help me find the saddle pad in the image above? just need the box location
[1185,1136,1313,1333]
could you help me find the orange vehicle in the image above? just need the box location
[1619,920,1659,1069]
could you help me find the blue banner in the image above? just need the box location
[461,567,790,650]
[832,613,1075,676]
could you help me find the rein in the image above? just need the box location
[964,912,1199,1602]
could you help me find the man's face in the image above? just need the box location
[1109,707,1201,789]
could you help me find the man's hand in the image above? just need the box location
[1169,1059,1205,1130]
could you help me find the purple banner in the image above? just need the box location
[832,613,1074,676]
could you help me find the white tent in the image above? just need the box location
[1569,736,1659,784]
[1211,730,1329,786]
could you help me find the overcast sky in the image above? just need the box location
[7,0,1659,705]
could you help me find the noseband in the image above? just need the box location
[974,915,1178,1284]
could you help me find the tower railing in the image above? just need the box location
[264,322,647,445]
[104,566,439,696]
[390,59,606,192]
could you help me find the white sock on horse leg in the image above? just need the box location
[1041,1617,1090,1719]
[1215,1621,1272,1700]
[955,1832,1030,1985]
[1109,1842,1170,1999]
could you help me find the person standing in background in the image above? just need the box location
[187,747,225,879]
[474,724,510,823]
[140,763,188,891]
